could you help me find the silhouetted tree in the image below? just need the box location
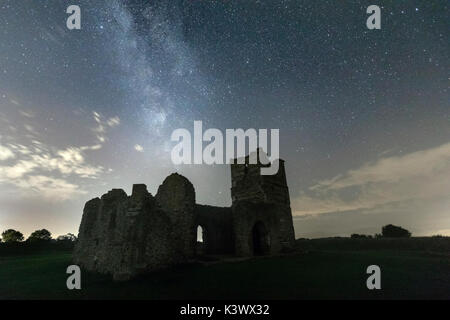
[27,229,52,242]
[351,234,372,239]
[56,233,77,242]
[381,224,411,238]
[1,229,24,243]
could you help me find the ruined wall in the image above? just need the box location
[74,174,198,280]
[155,173,196,260]
[73,185,178,280]
[231,159,290,205]
[194,204,233,255]
[231,163,266,203]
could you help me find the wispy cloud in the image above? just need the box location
[13,175,85,200]
[0,111,120,200]
[292,142,450,216]
[19,109,34,118]
[92,111,120,143]
[0,145,15,160]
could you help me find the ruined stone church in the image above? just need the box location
[74,153,295,280]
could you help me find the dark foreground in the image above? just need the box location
[1,239,450,299]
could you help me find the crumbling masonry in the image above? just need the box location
[74,155,295,280]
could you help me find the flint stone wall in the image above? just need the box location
[231,158,295,255]
[194,204,233,254]
[74,173,196,280]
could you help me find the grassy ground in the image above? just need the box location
[1,243,449,299]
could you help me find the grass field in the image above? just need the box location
[1,239,449,299]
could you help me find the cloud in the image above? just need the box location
[0,145,104,200]
[92,111,120,143]
[0,111,120,201]
[29,146,105,178]
[19,110,34,118]
[0,145,15,160]
[107,116,120,127]
[134,144,144,152]
[0,159,36,179]
[13,175,86,200]
[9,99,20,106]
[8,144,32,155]
[292,142,450,216]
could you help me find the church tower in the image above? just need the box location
[230,150,295,256]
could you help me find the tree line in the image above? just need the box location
[0,228,76,244]
[351,224,412,239]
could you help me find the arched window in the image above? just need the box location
[197,225,204,243]
[196,225,207,256]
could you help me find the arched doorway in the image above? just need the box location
[252,222,270,255]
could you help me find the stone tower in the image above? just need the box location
[230,150,295,256]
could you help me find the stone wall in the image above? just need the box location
[230,156,295,256]
[231,159,290,205]
[74,174,198,280]
[194,204,233,254]
[74,185,178,280]
[155,173,196,260]
[232,201,282,256]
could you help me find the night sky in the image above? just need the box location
[0,0,449,239]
